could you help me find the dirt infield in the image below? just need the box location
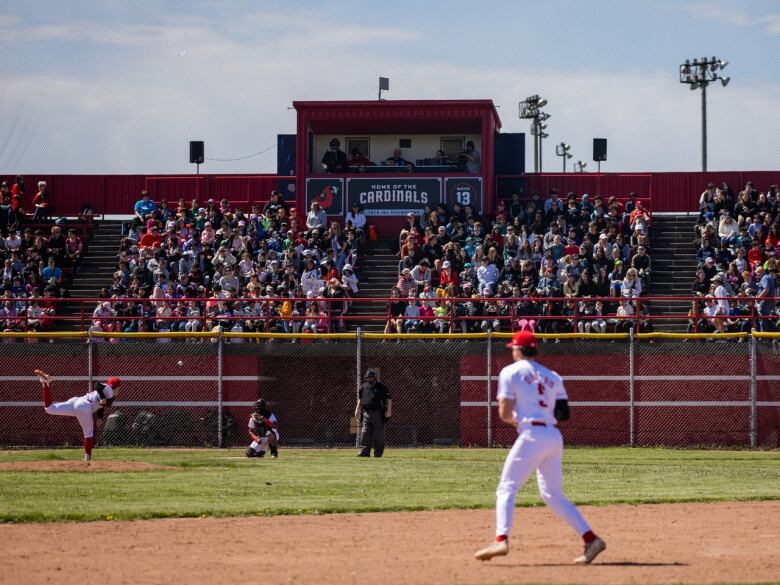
[0,460,174,472]
[1,501,778,585]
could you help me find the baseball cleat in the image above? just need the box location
[574,537,606,564]
[34,369,54,384]
[474,539,509,561]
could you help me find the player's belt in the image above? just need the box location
[531,421,547,427]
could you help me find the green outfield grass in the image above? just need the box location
[0,447,778,522]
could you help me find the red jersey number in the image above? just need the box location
[537,383,548,408]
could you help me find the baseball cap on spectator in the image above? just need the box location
[238,220,246,226]
[407,212,415,217]
[464,263,472,269]
[705,257,715,264]
[712,273,724,283]
[599,234,608,240]
[506,329,538,350]
[343,264,353,272]
[204,221,211,226]
[306,290,315,298]
[208,198,215,203]
[402,268,411,275]
[442,261,451,268]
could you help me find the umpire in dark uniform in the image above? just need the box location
[355,368,392,457]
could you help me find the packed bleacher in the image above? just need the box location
[1,176,88,332]
[691,181,779,333]
[90,190,362,335]
[388,190,655,334]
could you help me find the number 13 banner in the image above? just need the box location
[444,177,482,216]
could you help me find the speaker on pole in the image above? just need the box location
[593,138,607,162]
[189,141,204,164]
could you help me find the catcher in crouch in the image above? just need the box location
[35,369,121,464]
[246,399,279,458]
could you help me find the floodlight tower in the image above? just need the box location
[679,57,729,172]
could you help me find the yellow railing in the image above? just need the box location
[1,331,779,341]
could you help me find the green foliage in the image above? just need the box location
[0,447,778,523]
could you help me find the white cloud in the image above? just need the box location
[0,13,20,27]
[758,13,780,34]
[679,3,780,34]
[679,3,752,26]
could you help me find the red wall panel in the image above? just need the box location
[5,171,779,216]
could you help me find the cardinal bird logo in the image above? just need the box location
[318,184,338,209]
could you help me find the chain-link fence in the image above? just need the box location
[0,332,777,449]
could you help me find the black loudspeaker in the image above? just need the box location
[189,141,204,164]
[593,138,607,162]
[494,133,525,175]
[277,134,296,176]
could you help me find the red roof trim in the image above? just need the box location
[293,99,501,129]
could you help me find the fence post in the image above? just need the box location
[87,330,93,390]
[750,333,757,448]
[629,327,635,447]
[217,328,224,448]
[486,331,493,448]
[356,328,362,449]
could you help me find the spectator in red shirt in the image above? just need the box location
[747,240,764,269]
[139,226,163,249]
[32,181,52,221]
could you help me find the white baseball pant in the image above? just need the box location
[45,397,95,438]
[496,424,591,537]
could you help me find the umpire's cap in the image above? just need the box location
[364,369,378,380]
[506,330,538,351]
[107,376,121,389]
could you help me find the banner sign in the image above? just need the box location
[444,177,483,216]
[305,178,344,216]
[346,177,442,216]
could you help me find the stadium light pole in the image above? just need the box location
[679,57,729,172]
[555,142,573,172]
[574,160,588,173]
[519,95,550,172]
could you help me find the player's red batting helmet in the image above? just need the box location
[506,329,538,350]
[107,377,121,389]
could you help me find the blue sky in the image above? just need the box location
[0,0,778,174]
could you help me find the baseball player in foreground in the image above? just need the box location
[245,399,279,458]
[35,369,121,464]
[474,330,606,564]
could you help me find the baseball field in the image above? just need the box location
[1,447,779,585]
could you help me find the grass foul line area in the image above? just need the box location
[0,447,778,523]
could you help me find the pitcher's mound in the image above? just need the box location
[0,460,174,472]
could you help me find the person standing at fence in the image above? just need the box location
[35,370,121,464]
[474,330,606,564]
[755,266,777,332]
[355,369,392,457]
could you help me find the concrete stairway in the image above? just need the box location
[647,214,699,332]
[349,239,399,332]
[56,220,123,330]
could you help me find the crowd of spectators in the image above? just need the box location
[690,181,779,333]
[91,190,363,337]
[387,190,655,334]
[1,176,82,333]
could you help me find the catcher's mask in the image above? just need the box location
[254,399,267,411]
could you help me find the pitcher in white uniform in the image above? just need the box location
[474,330,606,564]
[35,369,121,464]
